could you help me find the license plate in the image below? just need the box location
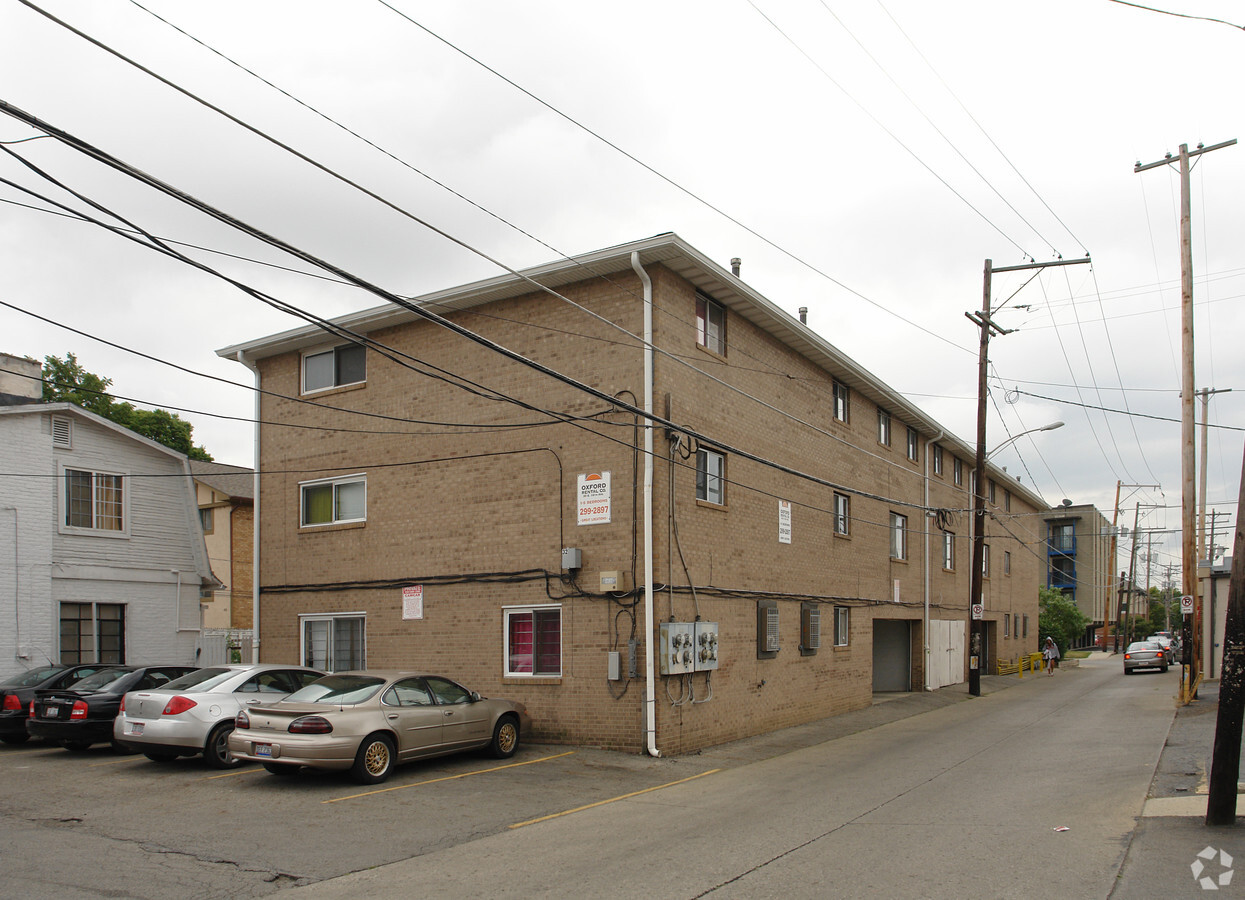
[255,743,273,758]
[46,707,59,718]
[130,723,144,735]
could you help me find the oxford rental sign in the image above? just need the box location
[577,472,611,526]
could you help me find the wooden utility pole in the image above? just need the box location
[1107,481,1122,651]
[1136,139,1235,704]
[1205,450,1245,825]
[967,255,1089,696]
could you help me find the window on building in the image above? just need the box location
[834,606,850,647]
[834,492,850,535]
[505,606,562,676]
[832,381,849,423]
[300,475,366,527]
[1014,614,1020,637]
[1023,615,1029,638]
[1004,550,1012,576]
[696,293,726,355]
[1049,522,1075,553]
[982,544,991,577]
[199,507,214,534]
[63,468,125,533]
[303,343,366,393]
[988,480,997,504]
[301,615,365,672]
[1004,489,1012,512]
[943,532,955,570]
[877,409,891,446]
[1004,615,1010,637]
[932,445,943,476]
[953,458,963,486]
[890,512,907,560]
[696,448,725,505]
[59,602,125,664]
[906,427,919,462]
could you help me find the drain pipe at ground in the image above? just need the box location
[631,251,659,757]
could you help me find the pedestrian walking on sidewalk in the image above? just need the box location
[1043,637,1060,676]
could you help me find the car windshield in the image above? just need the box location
[161,668,236,692]
[1127,642,1160,652]
[4,665,65,687]
[68,668,130,691]
[285,675,385,705]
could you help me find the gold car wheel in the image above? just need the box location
[497,721,517,754]
[364,739,390,775]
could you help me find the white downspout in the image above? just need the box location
[237,351,262,664]
[924,430,944,691]
[631,251,659,757]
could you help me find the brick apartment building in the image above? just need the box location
[219,233,1047,754]
[1043,503,1112,647]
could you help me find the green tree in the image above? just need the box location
[1038,586,1089,656]
[41,353,212,461]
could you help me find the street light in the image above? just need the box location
[986,421,1064,461]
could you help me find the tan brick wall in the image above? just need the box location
[230,503,253,630]
[251,262,1044,753]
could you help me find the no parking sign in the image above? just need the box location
[1181,594,1194,615]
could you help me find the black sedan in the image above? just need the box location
[0,664,117,745]
[28,666,197,751]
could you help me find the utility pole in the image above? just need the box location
[1126,503,1141,641]
[1107,481,1122,652]
[1205,449,1245,826]
[967,255,1089,696]
[1136,139,1236,704]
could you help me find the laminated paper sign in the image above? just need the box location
[577,471,611,525]
[402,585,424,620]
[778,500,792,544]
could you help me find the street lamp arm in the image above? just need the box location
[985,421,1064,461]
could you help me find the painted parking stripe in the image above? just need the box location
[323,751,576,804]
[508,769,721,829]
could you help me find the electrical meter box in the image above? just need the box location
[694,621,720,672]
[659,622,696,675]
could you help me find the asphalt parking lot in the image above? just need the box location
[0,735,719,899]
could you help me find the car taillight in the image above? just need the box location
[288,716,333,735]
[119,695,126,713]
[2,693,21,711]
[28,700,35,717]
[1124,654,1132,659]
[70,700,88,719]
[162,696,197,716]
[235,711,250,729]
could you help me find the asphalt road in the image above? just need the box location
[0,655,1230,899]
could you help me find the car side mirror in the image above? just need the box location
[470,691,482,702]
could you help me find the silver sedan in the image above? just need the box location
[114,664,324,767]
[1123,641,1169,675]
[227,671,532,784]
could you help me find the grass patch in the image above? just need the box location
[1066,650,1091,659]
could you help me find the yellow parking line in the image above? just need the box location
[508,768,721,829]
[323,751,576,804]
[89,755,143,768]
[206,766,263,779]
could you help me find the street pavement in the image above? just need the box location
[285,651,1245,899]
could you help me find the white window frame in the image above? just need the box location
[1004,550,1012,576]
[59,465,129,537]
[877,409,891,446]
[299,474,367,527]
[59,601,126,665]
[503,604,562,677]
[943,532,955,571]
[983,544,991,577]
[696,293,726,356]
[953,457,963,486]
[301,342,367,394]
[696,448,726,506]
[834,606,850,647]
[832,382,849,423]
[833,492,850,536]
[299,613,366,672]
[906,427,919,462]
[890,512,907,560]
[932,444,943,477]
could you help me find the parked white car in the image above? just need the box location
[114,664,323,767]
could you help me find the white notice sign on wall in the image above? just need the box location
[402,585,424,620]
[577,472,612,525]
[779,500,792,544]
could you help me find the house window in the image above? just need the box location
[877,409,891,446]
[932,445,943,476]
[63,468,125,533]
[300,475,366,527]
[696,293,726,355]
[199,507,214,534]
[834,606,850,647]
[890,512,907,560]
[303,343,366,393]
[906,427,919,462]
[1014,614,1020,637]
[988,480,997,504]
[59,602,125,665]
[1023,615,1029,638]
[504,606,562,676]
[1004,550,1012,576]
[832,381,849,423]
[1004,489,1012,513]
[943,532,955,571]
[983,544,991,577]
[953,458,963,486]
[301,614,365,672]
[1004,615,1010,637]
[834,492,850,535]
[696,448,725,506]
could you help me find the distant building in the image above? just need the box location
[190,461,255,663]
[1042,503,1112,647]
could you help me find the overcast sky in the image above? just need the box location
[2,0,1242,583]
